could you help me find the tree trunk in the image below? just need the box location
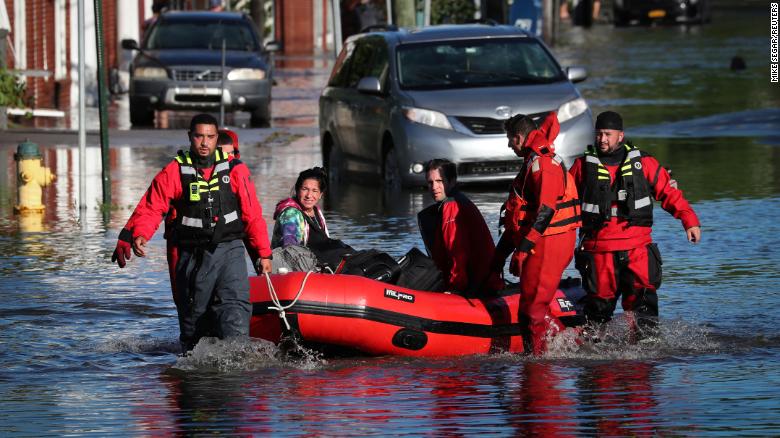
[250,0,266,40]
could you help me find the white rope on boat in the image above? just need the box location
[263,270,314,331]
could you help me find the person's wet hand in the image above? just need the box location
[254,258,273,275]
[686,226,701,244]
[111,234,132,268]
[132,236,148,257]
[509,251,529,277]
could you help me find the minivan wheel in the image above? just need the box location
[383,147,402,191]
[129,101,154,127]
[326,139,345,184]
[250,104,271,128]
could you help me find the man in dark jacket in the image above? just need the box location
[417,159,503,294]
[569,111,701,336]
[111,114,273,351]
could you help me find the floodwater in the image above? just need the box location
[2,5,780,435]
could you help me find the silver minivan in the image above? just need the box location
[319,24,593,187]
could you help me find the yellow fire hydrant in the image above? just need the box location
[14,140,55,212]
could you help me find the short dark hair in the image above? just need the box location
[189,113,218,133]
[503,114,537,138]
[424,158,457,184]
[294,167,328,195]
[217,131,233,146]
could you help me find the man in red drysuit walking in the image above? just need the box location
[569,111,701,337]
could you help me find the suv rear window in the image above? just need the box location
[146,18,259,51]
[397,38,564,90]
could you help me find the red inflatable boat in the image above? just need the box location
[249,272,583,357]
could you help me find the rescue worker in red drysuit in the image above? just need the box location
[569,111,701,336]
[111,114,272,351]
[491,112,582,355]
[122,128,242,309]
[417,159,504,294]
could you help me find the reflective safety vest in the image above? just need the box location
[503,152,581,238]
[580,143,653,233]
[171,149,245,247]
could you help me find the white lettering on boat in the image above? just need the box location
[385,289,415,303]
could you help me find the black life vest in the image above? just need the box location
[170,149,245,247]
[581,143,654,233]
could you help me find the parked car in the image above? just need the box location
[612,0,711,26]
[319,24,593,188]
[122,11,279,127]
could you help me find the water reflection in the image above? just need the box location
[631,135,780,201]
[509,362,580,435]
[145,357,717,435]
[577,361,660,435]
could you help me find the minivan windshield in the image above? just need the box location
[146,19,259,51]
[397,38,564,89]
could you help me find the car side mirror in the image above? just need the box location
[566,66,588,83]
[121,39,139,51]
[357,76,383,95]
[264,40,281,52]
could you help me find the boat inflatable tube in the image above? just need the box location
[250,272,585,357]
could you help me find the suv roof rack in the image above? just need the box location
[464,18,499,25]
[360,24,400,33]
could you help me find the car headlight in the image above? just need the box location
[402,107,453,130]
[557,97,589,123]
[227,68,266,80]
[134,67,168,79]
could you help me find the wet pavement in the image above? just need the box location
[1,4,780,435]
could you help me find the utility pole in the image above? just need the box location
[250,0,265,39]
[77,0,86,216]
[543,0,558,46]
[94,0,111,210]
[332,0,342,57]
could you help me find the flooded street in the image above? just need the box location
[1,5,780,435]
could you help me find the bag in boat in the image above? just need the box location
[271,245,319,273]
[307,238,355,271]
[336,249,401,283]
[395,247,446,292]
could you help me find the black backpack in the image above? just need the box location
[395,248,446,292]
[307,238,355,271]
[336,249,401,283]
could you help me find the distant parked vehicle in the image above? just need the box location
[612,0,712,26]
[319,24,593,188]
[122,11,279,127]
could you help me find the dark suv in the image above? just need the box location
[123,11,278,127]
[612,0,711,26]
[319,24,592,188]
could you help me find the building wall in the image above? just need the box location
[3,0,119,111]
[276,0,315,54]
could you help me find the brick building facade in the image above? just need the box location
[3,0,122,111]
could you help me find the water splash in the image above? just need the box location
[171,336,326,372]
[545,314,722,361]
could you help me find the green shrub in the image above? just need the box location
[431,0,476,24]
[0,69,26,108]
